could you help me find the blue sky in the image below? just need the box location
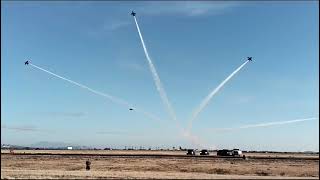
[1,1,319,151]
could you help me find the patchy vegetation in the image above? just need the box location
[1,150,319,179]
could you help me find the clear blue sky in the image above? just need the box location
[1,1,319,151]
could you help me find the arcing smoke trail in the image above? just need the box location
[187,60,250,132]
[210,117,318,132]
[29,63,162,123]
[132,16,178,125]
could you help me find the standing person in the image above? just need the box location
[86,159,91,171]
[243,155,247,160]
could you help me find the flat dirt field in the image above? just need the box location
[1,150,319,179]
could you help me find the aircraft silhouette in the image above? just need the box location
[24,61,29,65]
[129,108,134,111]
[131,11,136,16]
[247,57,253,61]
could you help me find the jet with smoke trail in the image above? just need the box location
[26,48,206,149]
[187,58,251,132]
[131,11,208,148]
[208,117,318,132]
[28,60,207,148]
[131,11,179,126]
[26,61,162,123]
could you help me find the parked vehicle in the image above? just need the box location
[217,149,233,156]
[217,149,243,156]
[186,149,196,155]
[200,149,209,155]
[232,149,242,156]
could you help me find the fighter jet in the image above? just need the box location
[131,11,136,16]
[129,108,134,111]
[247,57,253,61]
[24,61,29,65]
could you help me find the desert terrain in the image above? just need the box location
[1,150,319,179]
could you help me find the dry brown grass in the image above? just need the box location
[1,150,319,179]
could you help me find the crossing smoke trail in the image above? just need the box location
[209,117,318,132]
[132,14,206,148]
[29,63,162,123]
[31,62,206,147]
[188,60,250,132]
[132,16,178,126]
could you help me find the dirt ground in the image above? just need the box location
[1,150,319,179]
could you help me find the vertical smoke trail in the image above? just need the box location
[29,63,162,123]
[133,16,178,125]
[209,117,318,132]
[181,129,207,149]
[188,60,250,131]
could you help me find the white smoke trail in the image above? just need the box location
[209,117,318,132]
[30,63,205,147]
[29,63,162,123]
[132,15,206,148]
[187,60,250,131]
[181,129,208,149]
[133,16,178,125]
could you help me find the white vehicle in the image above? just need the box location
[232,149,242,156]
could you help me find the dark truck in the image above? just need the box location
[186,149,196,155]
[217,149,243,156]
[217,149,233,156]
[200,149,209,155]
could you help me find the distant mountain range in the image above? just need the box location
[30,141,75,148]
[1,141,91,149]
